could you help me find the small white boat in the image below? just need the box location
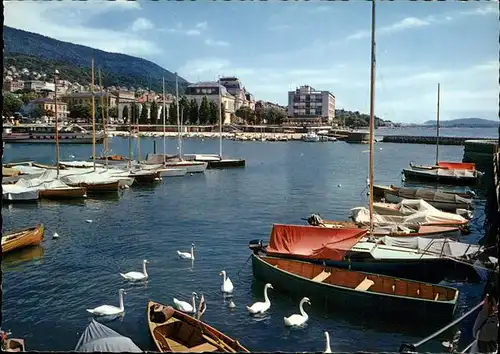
[156,167,188,177]
[301,132,320,142]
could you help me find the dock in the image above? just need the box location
[382,135,494,145]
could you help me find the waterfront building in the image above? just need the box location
[63,91,118,108]
[286,85,335,125]
[3,79,24,92]
[185,82,236,124]
[23,80,55,93]
[22,98,69,120]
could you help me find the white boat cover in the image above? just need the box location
[350,206,467,226]
[60,169,120,185]
[2,183,40,201]
[379,236,480,258]
[11,165,47,175]
[60,160,105,168]
[74,319,142,352]
[394,187,472,205]
[374,199,464,217]
[351,242,439,260]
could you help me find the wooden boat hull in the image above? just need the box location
[2,224,44,254]
[68,180,120,193]
[131,171,161,184]
[207,159,246,169]
[147,301,249,353]
[252,254,458,321]
[39,187,87,199]
[3,338,25,352]
[403,168,480,186]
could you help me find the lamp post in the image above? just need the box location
[54,69,60,178]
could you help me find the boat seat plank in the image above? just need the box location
[153,328,171,352]
[188,342,218,352]
[355,277,375,291]
[434,292,440,301]
[312,270,331,283]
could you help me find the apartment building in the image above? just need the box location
[185,82,236,124]
[3,80,24,92]
[63,91,118,108]
[287,85,335,125]
[23,98,69,120]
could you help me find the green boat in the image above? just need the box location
[251,253,459,322]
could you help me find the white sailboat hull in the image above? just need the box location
[165,161,207,173]
[157,168,188,177]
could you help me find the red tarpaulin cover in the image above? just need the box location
[266,224,368,261]
[438,161,476,171]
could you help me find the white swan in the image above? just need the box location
[324,331,332,353]
[177,243,195,260]
[246,283,273,315]
[173,292,197,313]
[284,297,311,327]
[86,289,126,316]
[220,270,234,293]
[120,259,149,281]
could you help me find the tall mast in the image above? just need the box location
[368,0,376,233]
[128,104,132,171]
[91,58,96,172]
[218,76,223,158]
[98,68,107,168]
[54,69,60,178]
[435,82,441,165]
[175,73,181,158]
[162,76,166,165]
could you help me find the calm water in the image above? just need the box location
[374,126,498,139]
[2,136,490,352]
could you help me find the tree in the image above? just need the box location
[139,103,148,124]
[150,101,158,125]
[122,105,129,123]
[178,96,189,123]
[198,96,210,125]
[108,106,118,119]
[3,93,23,117]
[20,91,38,105]
[188,98,198,124]
[68,103,92,120]
[235,106,256,124]
[261,107,286,125]
[169,102,178,125]
[132,103,140,123]
[33,106,51,119]
[220,102,225,125]
[208,100,218,125]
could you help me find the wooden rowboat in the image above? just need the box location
[1,330,25,352]
[252,254,459,321]
[147,301,249,353]
[1,224,44,254]
[39,186,87,199]
[68,180,120,193]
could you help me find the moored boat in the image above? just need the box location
[2,123,105,144]
[147,301,249,353]
[403,166,482,185]
[251,253,459,321]
[249,224,482,283]
[146,154,208,173]
[1,330,25,352]
[372,185,474,212]
[2,224,44,254]
[372,199,473,220]
[74,319,141,352]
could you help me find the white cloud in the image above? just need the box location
[204,39,230,47]
[346,4,497,41]
[186,29,201,36]
[195,21,208,29]
[131,18,154,32]
[4,1,160,57]
[162,21,208,36]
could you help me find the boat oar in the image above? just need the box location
[201,334,236,353]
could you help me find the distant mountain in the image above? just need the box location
[423,118,499,128]
[3,26,189,93]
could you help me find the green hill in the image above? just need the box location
[423,118,498,128]
[3,26,189,93]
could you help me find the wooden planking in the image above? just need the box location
[354,277,375,291]
[312,270,332,283]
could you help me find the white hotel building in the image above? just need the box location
[287,85,335,125]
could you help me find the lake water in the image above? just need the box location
[2,135,491,352]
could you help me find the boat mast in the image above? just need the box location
[162,76,166,165]
[435,82,441,165]
[128,103,132,171]
[218,75,223,158]
[175,73,181,159]
[368,0,376,233]
[54,69,60,178]
[98,68,107,168]
[91,58,96,172]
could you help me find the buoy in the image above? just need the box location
[53,232,59,239]
[337,184,341,187]
[228,300,236,309]
[86,219,93,223]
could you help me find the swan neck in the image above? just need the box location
[325,333,331,352]
[192,295,197,310]
[143,262,148,276]
[222,272,227,282]
[191,247,194,258]
[299,299,308,317]
[119,292,124,310]
[264,286,270,303]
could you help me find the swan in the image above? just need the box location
[220,270,234,293]
[324,331,332,353]
[177,243,195,260]
[52,232,59,239]
[120,259,149,281]
[246,283,273,315]
[173,292,197,313]
[86,289,126,316]
[284,297,311,327]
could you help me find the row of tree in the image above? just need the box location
[122,96,224,125]
[235,106,287,125]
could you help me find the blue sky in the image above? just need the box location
[4,0,498,123]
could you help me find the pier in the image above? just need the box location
[382,135,494,145]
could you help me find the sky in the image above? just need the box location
[4,0,499,123]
